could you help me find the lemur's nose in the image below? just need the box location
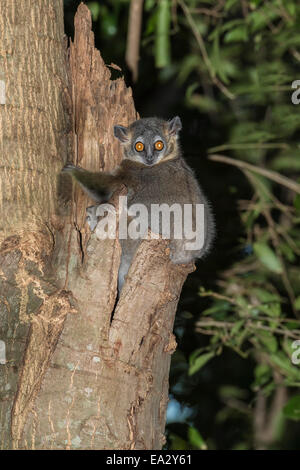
[145,146,154,163]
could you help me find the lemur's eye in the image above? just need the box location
[135,141,144,152]
[155,140,164,151]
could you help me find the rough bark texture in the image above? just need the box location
[0,0,71,449]
[0,2,193,450]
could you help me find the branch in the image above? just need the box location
[126,0,144,82]
[209,154,300,194]
[196,319,300,340]
[178,0,235,100]
[262,208,297,318]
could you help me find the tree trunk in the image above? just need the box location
[0,2,192,450]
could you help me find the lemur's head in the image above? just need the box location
[113,116,182,166]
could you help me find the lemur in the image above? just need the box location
[62,116,215,291]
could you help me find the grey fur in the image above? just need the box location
[63,116,215,292]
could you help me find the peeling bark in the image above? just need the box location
[0,2,193,450]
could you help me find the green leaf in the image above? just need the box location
[279,242,296,263]
[253,363,272,388]
[145,0,156,11]
[189,347,207,364]
[257,331,278,353]
[253,242,282,274]
[248,8,280,33]
[155,0,171,68]
[145,10,158,36]
[283,396,300,421]
[245,209,260,229]
[219,385,248,399]
[200,299,231,316]
[234,328,251,349]
[251,288,280,303]
[210,28,230,84]
[224,25,248,43]
[269,352,300,380]
[189,352,215,376]
[221,20,245,32]
[295,297,300,311]
[294,194,300,212]
[186,90,219,112]
[286,2,296,17]
[248,174,272,202]
[285,321,300,330]
[231,320,245,335]
[230,122,275,144]
[188,427,207,450]
[272,154,300,172]
[224,0,239,11]
[250,0,262,7]
[177,55,201,84]
[257,302,281,317]
[169,433,188,450]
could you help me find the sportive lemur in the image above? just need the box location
[62,116,215,291]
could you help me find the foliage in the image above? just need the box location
[64,0,300,450]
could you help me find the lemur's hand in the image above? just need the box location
[61,163,82,174]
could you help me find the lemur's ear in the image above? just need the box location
[114,125,129,143]
[168,116,182,136]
